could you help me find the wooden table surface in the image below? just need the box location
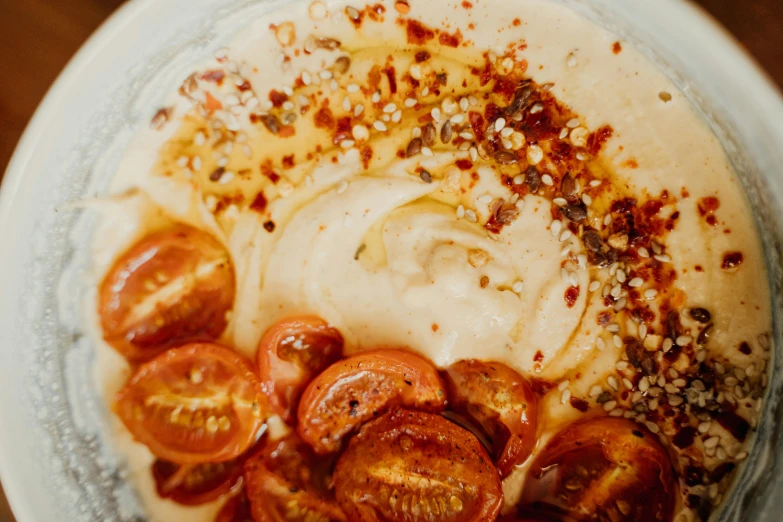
[0,0,781,520]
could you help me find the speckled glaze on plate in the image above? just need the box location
[0,0,780,521]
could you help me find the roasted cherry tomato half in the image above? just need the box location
[99,224,235,361]
[244,434,346,522]
[443,359,538,477]
[525,417,676,522]
[297,349,447,454]
[257,316,344,424]
[215,492,253,522]
[115,343,267,464]
[334,408,503,522]
[152,458,243,505]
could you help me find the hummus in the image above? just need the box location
[88,0,772,521]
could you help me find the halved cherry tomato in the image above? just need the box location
[215,492,253,522]
[333,408,503,522]
[443,359,538,477]
[115,343,267,463]
[297,349,447,454]
[99,224,235,361]
[152,458,243,505]
[525,417,676,522]
[257,316,344,424]
[244,434,346,522]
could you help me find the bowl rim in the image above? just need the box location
[1,0,782,521]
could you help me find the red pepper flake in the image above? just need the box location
[468,111,486,137]
[360,145,373,169]
[715,411,749,442]
[314,106,335,130]
[512,18,521,26]
[204,92,223,112]
[455,159,473,170]
[249,192,268,213]
[431,323,439,332]
[237,80,252,92]
[282,155,295,169]
[612,41,623,54]
[623,158,639,169]
[586,125,614,155]
[672,426,697,449]
[278,125,296,138]
[415,51,432,63]
[533,351,543,362]
[263,221,276,233]
[405,20,435,45]
[738,341,752,355]
[200,70,226,83]
[262,163,280,184]
[569,397,589,412]
[383,67,398,94]
[694,265,704,272]
[461,1,473,8]
[522,108,558,142]
[492,77,517,99]
[564,285,580,308]
[438,29,463,48]
[597,311,612,326]
[721,251,743,270]
[269,89,288,108]
[477,62,492,87]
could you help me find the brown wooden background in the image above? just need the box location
[0,0,781,520]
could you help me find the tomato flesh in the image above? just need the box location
[525,417,676,522]
[244,434,346,522]
[115,343,267,463]
[99,224,235,361]
[215,492,254,522]
[334,408,503,522]
[257,316,344,424]
[443,359,538,477]
[152,458,243,505]
[297,349,447,454]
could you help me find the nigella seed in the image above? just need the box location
[560,203,587,222]
[440,121,453,143]
[420,170,433,183]
[436,72,448,85]
[582,229,604,252]
[406,138,423,158]
[561,173,576,198]
[209,167,226,182]
[494,150,518,164]
[259,114,281,134]
[596,392,612,404]
[334,56,352,74]
[422,123,436,147]
[690,308,712,324]
[525,166,541,192]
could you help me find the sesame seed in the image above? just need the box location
[553,197,568,207]
[354,104,365,117]
[494,118,506,132]
[342,97,351,111]
[662,338,673,352]
[604,214,613,226]
[596,337,606,350]
[404,98,417,108]
[704,436,720,449]
[559,128,569,139]
[589,281,600,292]
[431,108,442,122]
[566,53,578,67]
[614,297,627,312]
[422,86,430,97]
[513,174,524,185]
[527,145,544,165]
[501,138,513,150]
[352,125,370,141]
[371,91,381,103]
[374,121,388,132]
[301,71,312,85]
[218,171,235,185]
[469,147,478,162]
[608,376,619,391]
[736,451,748,461]
[639,377,650,392]
[382,114,391,122]
[499,126,514,138]
[421,146,433,157]
[451,114,465,124]
[560,230,572,242]
[460,98,469,111]
[465,209,477,222]
[530,103,544,114]
[610,283,622,298]
[392,110,402,123]
[676,335,692,346]
[217,157,229,167]
[613,335,623,348]
[654,254,672,263]
[383,103,397,113]
[645,421,660,434]
[512,280,524,294]
[603,400,617,411]
[541,174,554,186]
[589,385,602,397]
[337,180,349,194]
[478,194,493,204]
[639,324,647,339]
[644,288,658,300]
[560,389,572,404]
[456,205,465,218]
[551,220,563,237]
[606,324,620,333]
[616,269,627,283]
[582,194,592,206]
[558,380,570,392]
[577,254,587,268]
[560,244,572,257]
[569,272,579,287]
[459,131,474,140]
[412,127,422,138]
[319,70,333,80]
[192,157,202,171]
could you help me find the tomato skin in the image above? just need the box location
[297,349,447,454]
[525,417,676,522]
[244,435,346,522]
[443,359,538,477]
[215,492,254,522]
[99,224,235,362]
[152,458,243,506]
[333,408,503,522]
[115,343,267,464]
[257,316,344,424]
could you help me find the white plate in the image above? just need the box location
[0,0,781,520]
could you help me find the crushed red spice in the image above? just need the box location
[586,125,614,155]
[439,29,463,48]
[269,89,288,108]
[569,397,589,412]
[612,41,623,54]
[564,286,580,308]
[383,66,398,94]
[406,20,435,44]
[200,70,226,83]
[263,221,276,233]
[249,192,268,213]
[721,251,743,270]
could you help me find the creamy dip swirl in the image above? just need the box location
[89,1,772,521]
